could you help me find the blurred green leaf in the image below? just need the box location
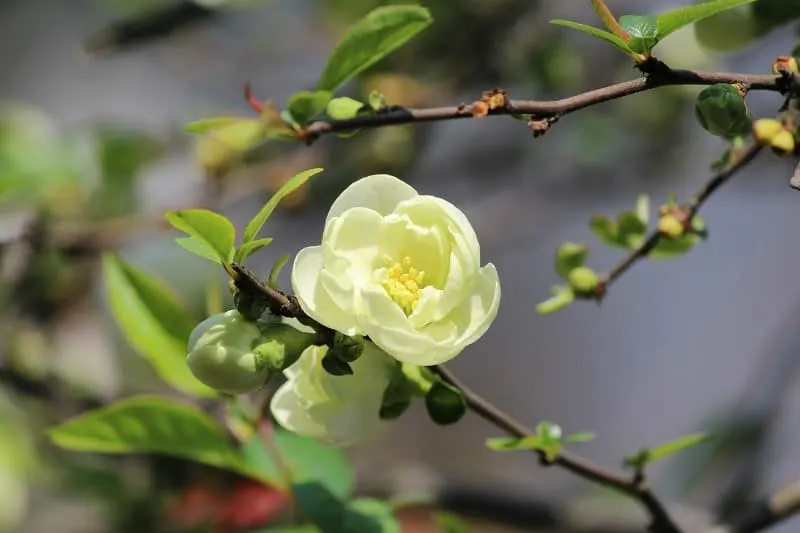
[618,211,648,248]
[434,512,470,533]
[235,238,274,263]
[165,209,236,264]
[268,253,291,286]
[368,90,387,111]
[657,0,757,41]
[287,91,333,128]
[635,194,650,224]
[346,499,400,533]
[624,432,711,470]
[317,5,433,92]
[185,117,245,134]
[619,15,658,54]
[565,431,597,443]
[292,483,397,533]
[327,97,365,120]
[241,429,353,499]
[175,236,222,264]
[589,216,619,247]
[649,235,699,259]
[47,396,273,482]
[101,254,214,397]
[424,381,466,426]
[536,285,575,315]
[555,242,588,279]
[486,421,565,460]
[550,20,636,58]
[242,168,324,244]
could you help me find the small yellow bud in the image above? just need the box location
[772,56,799,75]
[770,130,796,155]
[658,214,684,239]
[752,118,785,145]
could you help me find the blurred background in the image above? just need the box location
[2,0,800,532]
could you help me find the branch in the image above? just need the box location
[430,365,681,533]
[702,478,800,533]
[304,68,793,141]
[601,142,764,288]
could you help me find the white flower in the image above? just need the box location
[292,174,500,366]
[270,342,394,446]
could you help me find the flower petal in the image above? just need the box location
[326,174,417,225]
[271,380,327,441]
[291,246,360,335]
[447,263,501,348]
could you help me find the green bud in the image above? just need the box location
[658,214,685,239]
[752,118,785,145]
[695,84,752,139]
[321,353,353,376]
[252,322,317,372]
[330,332,365,363]
[555,242,588,280]
[380,399,412,420]
[567,267,599,294]
[186,310,270,394]
[425,381,466,426]
[770,129,796,155]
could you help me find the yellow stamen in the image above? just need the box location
[380,255,426,315]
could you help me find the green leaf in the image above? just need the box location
[47,396,269,482]
[589,216,620,248]
[327,97,365,120]
[424,381,467,426]
[649,432,711,463]
[287,91,333,128]
[101,254,214,397]
[486,435,544,452]
[635,194,650,224]
[345,499,400,533]
[486,422,565,460]
[536,285,575,314]
[649,235,698,259]
[618,15,658,55]
[550,19,636,58]
[565,431,597,443]
[174,236,222,264]
[617,211,648,248]
[185,116,245,134]
[234,238,274,263]
[434,512,470,533]
[555,242,588,279]
[656,0,757,42]
[241,430,353,499]
[269,253,291,286]
[242,168,324,244]
[317,5,433,92]
[165,209,236,264]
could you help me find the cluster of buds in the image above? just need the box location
[657,205,690,239]
[752,117,797,156]
[771,56,799,76]
[472,88,508,118]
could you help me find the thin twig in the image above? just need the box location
[602,143,764,288]
[430,365,681,533]
[303,69,791,141]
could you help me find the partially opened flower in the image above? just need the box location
[292,174,500,366]
[270,342,394,446]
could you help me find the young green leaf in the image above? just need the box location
[550,20,637,58]
[101,254,215,397]
[185,116,246,134]
[234,237,274,263]
[656,0,757,42]
[618,14,658,55]
[165,209,236,264]
[317,5,433,92]
[327,97,365,120]
[242,168,324,244]
[649,235,698,259]
[287,91,333,128]
[345,499,400,533]
[635,194,650,224]
[649,432,711,462]
[589,216,621,248]
[555,242,588,280]
[536,285,575,315]
[241,430,354,499]
[368,90,387,111]
[47,396,271,482]
[485,435,544,452]
[174,236,222,264]
[565,431,597,443]
[268,253,291,286]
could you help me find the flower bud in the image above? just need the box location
[330,332,365,363]
[658,214,685,239]
[252,322,318,373]
[770,129,796,155]
[752,118,785,145]
[187,310,269,394]
[567,267,599,294]
[695,84,752,139]
[772,56,799,75]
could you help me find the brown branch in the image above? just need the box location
[602,142,764,288]
[430,365,681,533]
[304,68,792,141]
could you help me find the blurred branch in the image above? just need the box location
[601,142,764,289]
[301,66,796,142]
[703,478,800,533]
[84,1,216,56]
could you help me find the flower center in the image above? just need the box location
[380,254,425,315]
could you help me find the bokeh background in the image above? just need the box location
[2,0,800,532]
